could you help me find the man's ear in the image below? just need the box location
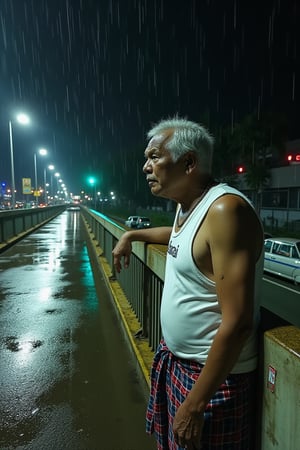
[184,154,196,172]
[185,158,193,169]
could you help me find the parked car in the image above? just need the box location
[264,237,300,284]
[125,216,151,229]
[125,216,139,228]
[136,216,151,229]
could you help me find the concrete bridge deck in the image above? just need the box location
[0,210,156,450]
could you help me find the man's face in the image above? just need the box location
[143,130,185,198]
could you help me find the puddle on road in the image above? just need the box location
[45,308,63,315]
[2,336,44,352]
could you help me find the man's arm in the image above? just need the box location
[173,195,263,448]
[112,226,172,273]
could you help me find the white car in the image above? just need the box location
[264,237,300,284]
[125,216,139,228]
[125,216,151,229]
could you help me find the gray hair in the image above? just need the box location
[147,116,214,174]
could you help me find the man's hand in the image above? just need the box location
[112,233,133,273]
[173,401,204,450]
[112,226,171,273]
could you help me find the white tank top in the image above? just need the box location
[160,183,263,373]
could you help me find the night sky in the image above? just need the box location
[0,0,299,202]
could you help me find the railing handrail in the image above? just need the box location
[81,206,166,350]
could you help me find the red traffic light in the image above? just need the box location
[287,154,300,163]
[237,166,245,173]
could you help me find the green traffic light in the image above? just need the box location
[88,177,96,185]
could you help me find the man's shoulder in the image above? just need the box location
[209,191,252,215]
[207,192,261,239]
[205,183,252,209]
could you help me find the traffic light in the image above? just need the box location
[237,165,245,173]
[287,154,300,163]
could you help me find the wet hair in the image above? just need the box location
[147,116,214,174]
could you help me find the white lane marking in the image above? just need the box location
[263,277,300,294]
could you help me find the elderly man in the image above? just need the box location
[112,117,263,450]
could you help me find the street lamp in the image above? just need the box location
[33,148,47,206]
[8,113,30,208]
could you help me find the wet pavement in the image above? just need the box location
[0,211,156,450]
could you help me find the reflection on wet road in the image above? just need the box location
[0,211,156,450]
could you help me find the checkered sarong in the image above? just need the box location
[146,339,256,450]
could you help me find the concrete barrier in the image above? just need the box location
[261,326,300,450]
[0,205,66,252]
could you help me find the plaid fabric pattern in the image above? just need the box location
[146,339,256,450]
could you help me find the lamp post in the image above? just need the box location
[43,168,47,204]
[8,113,30,208]
[33,148,47,205]
[47,164,55,203]
[54,172,60,203]
[41,156,52,205]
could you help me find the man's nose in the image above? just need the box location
[143,159,152,173]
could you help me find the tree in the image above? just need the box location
[245,162,271,212]
[213,112,287,210]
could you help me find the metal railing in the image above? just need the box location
[81,207,165,351]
